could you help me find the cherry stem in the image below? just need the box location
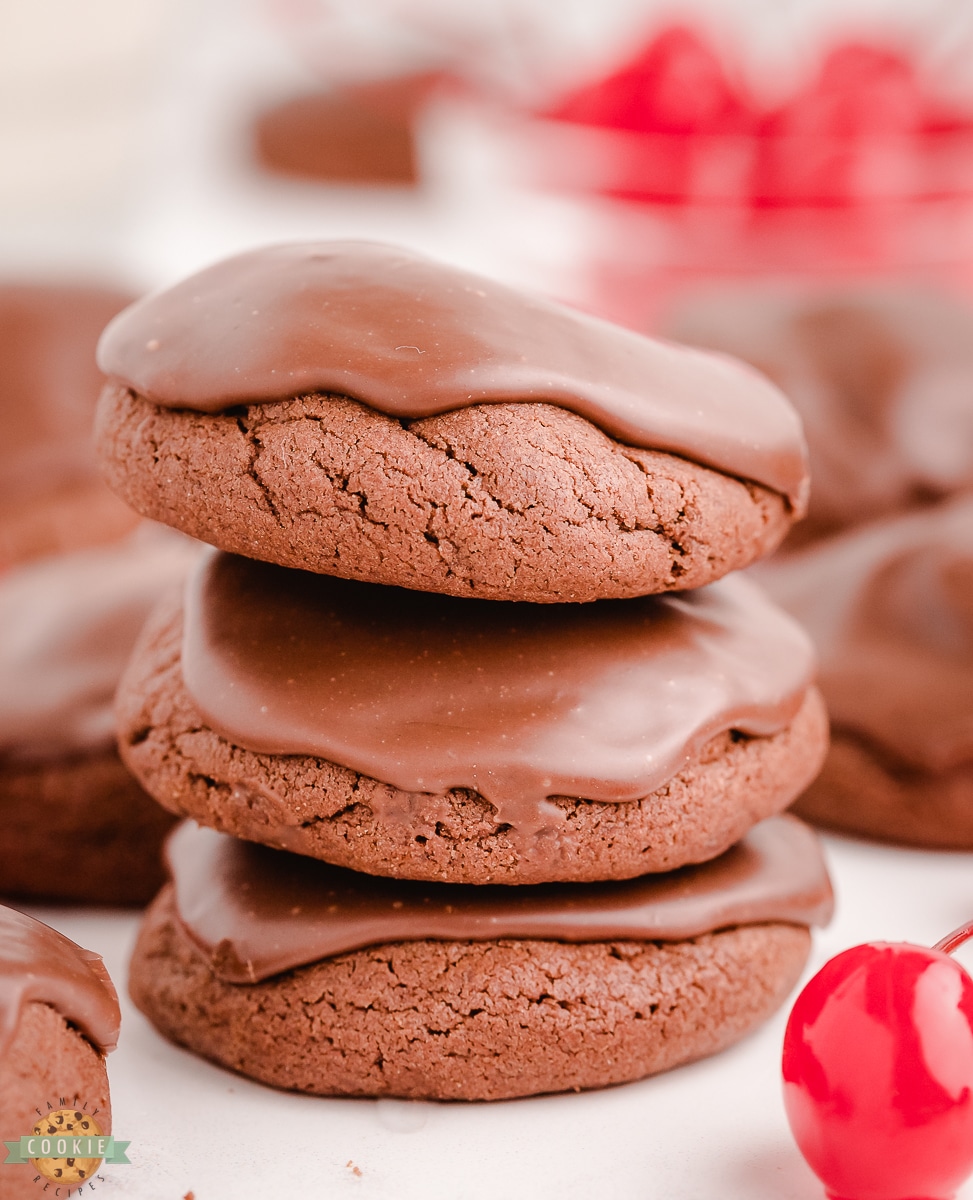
[934,919,973,955]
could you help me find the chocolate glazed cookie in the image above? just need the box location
[0,527,201,904]
[116,558,828,885]
[129,817,832,1101]
[757,495,973,848]
[0,284,138,570]
[0,907,118,1198]
[95,242,808,602]
[97,388,792,603]
[793,735,973,849]
[134,897,810,1101]
[0,750,177,905]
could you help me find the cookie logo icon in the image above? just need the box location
[3,1103,130,1185]
[30,1109,105,1183]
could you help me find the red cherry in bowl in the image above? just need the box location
[783,920,973,1200]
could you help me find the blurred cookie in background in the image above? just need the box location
[0,525,201,905]
[0,284,139,570]
[665,286,973,545]
[252,73,443,186]
[756,495,973,847]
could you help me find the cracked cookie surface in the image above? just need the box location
[116,594,829,885]
[130,884,810,1100]
[96,386,794,602]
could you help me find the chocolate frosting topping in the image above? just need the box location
[182,551,815,828]
[97,242,808,509]
[0,525,201,762]
[756,495,973,772]
[168,815,833,983]
[0,904,120,1058]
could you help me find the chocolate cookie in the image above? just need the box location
[666,284,973,545]
[129,816,832,1101]
[252,74,439,185]
[0,283,138,570]
[0,906,118,1198]
[792,736,973,849]
[0,749,178,906]
[756,495,973,847]
[116,551,827,885]
[95,242,808,602]
[0,526,201,904]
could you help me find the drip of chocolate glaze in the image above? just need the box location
[0,905,120,1058]
[756,494,973,773]
[181,551,816,833]
[168,814,833,984]
[97,242,808,509]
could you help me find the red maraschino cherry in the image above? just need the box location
[547,26,750,137]
[751,44,924,208]
[544,26,752,203]
[783,920,973,1200]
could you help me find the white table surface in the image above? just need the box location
[23,831,973,1200]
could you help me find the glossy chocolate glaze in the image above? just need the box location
[168,814,833,983]
[97,242,808,509]
[756,494,973,772]
[0,904,119,1058]
[0,526,201,762]
[181,550,815,832]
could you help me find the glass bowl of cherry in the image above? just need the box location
[512,22,973,328]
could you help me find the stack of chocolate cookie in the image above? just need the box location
[95,242,833,1100]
